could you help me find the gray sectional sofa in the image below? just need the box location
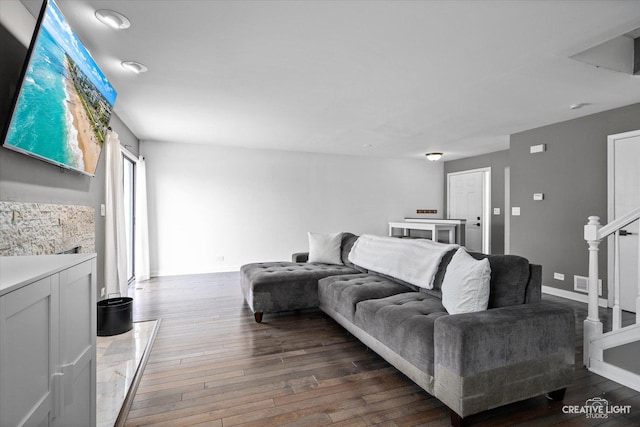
[240,232,575,426]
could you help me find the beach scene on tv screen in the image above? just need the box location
[6,0,117,175]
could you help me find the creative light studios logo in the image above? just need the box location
[562,396,632,419]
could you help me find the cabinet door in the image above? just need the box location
[55,259,97,427]
[0,276,59,427]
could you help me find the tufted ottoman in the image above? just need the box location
[239,262,358,322]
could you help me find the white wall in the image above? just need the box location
[143,141,444,276]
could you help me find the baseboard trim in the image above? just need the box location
[151,266,241,277]
[589,359,640,393]
[542,286,608,307]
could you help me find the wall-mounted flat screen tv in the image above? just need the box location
[1,0,117,176]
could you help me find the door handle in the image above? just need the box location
[474,223,481,227]
[619,229,634,236]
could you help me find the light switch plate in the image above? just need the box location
[100,204,106,216]
[530,144,546,154]
[493,208,500,215]
[533,193,544,201]
[512,207,521,216]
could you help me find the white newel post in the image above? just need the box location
[584,216,604,367]
[613,231,621,330]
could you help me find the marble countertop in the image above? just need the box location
[0,253,96,297]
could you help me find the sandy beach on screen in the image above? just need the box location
[65,75,100,174]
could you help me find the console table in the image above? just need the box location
[388,218,466,245]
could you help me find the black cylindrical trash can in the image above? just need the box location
[97,295,133,336]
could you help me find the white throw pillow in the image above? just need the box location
[308,232,343,265]
[441,248,491,314]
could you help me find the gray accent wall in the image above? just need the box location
[444,150,509,254]
[510,103,640,297]
[444,103,640,297]
[0,6,139,296]
[443,104,640,298]
[0,116,138,299]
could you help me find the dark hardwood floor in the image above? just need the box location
[125,272,639,426]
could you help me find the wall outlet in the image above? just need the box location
[554,272,565,281]
[493,208,500,215]
[100,287,106,298]
[215,255,225,262]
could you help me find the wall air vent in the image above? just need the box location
[574,275,602,296]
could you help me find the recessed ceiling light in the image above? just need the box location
[95,9,131,30]
[569,103,587,110]
[121,61,148,73]
[425,152,443,161]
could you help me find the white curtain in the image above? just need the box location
[104,130,128,297]
[135,155,150,281]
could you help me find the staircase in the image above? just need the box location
[583,207,640,392]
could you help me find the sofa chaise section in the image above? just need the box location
[240,261,357,322]
[240,233,360,322]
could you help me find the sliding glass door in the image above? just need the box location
[123,154,136,284]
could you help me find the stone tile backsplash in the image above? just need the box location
[0,201,95,256]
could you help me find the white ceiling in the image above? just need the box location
[30,0,640,160]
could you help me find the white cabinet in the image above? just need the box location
[0,275,58,427]
[0,254,97,427]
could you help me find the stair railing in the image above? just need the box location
[583,206,640,367]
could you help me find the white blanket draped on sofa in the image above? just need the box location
[348,234,458,289]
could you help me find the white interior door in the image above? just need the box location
[608,130,640,313]
[448,168,491,253]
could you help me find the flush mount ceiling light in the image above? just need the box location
[425,152,443,161]
[95,9,131,30]
[121,61,148,73]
